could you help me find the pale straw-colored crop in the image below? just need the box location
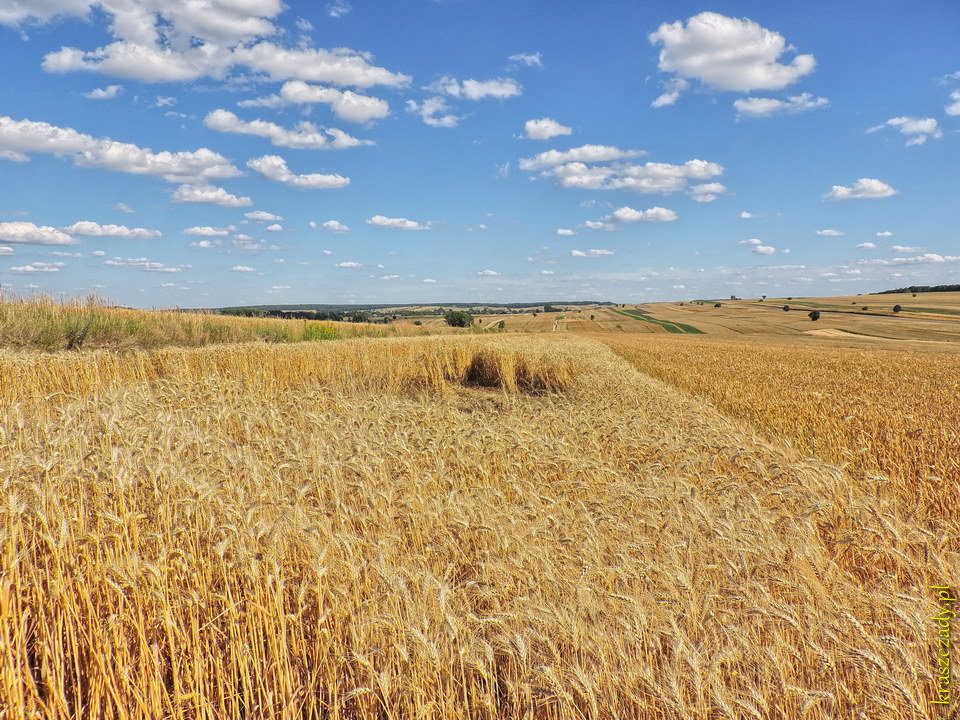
[598,333,960,527]
[0,295,457,352]
[0,332,954,719]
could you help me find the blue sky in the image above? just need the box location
[1,0,958,307]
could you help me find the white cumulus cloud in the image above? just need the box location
[231,265,257,272]
[204,110,372,150]
[856,242,877,249]
[103,256,187,272]
[734,93,829,119]
[556,228,576,236]
[183,226,231,236]
[321,220,350,233]
[245,210,282,221]
[524,118,572,140]
[0,221,75,245]
[247,155,349,189]
[327,0,351,19]
[20,0,412,88]
[867,116,942,146]
[581,220,617,232]
[815,229,844,236]
[875,253,960,266]
[172,184,252,207]
[63,221,161,238]
[366,215,430,231]
[508,52,543,68]
[430,76,521,100]
[688,182,727,202]
[649,12,816,104]
[605,206,678,224]
[9,261,65,273]
[520,144,644,170]
[84,84,122,99]
[650,78,689,108]
[541,158,723,194]
[825,178,897,200]
[0,115,241,184]
[946,90,960,116]
[570,249,615,257]
[405,97,462,128]
[260,80,390,123]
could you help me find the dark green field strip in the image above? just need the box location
[613,309,703,334]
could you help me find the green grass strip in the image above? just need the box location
[612,309,703,334]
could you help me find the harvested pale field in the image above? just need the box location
[619,299,960,343]
[464,308,655,334]
[1,333,953,719]
[754,291,960,320]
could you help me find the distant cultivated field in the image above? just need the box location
[616,292,960,345]
[2,298,958,718]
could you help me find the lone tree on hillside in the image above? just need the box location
[809,310,821,321]
[893,304,903,313]
[444,310,473,327]
[783,305,790,311]
[714,303,722,308]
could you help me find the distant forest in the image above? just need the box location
[874,284,960,295]
[221,308,374,322]
[216,301,609,312]
[215,300,610,322]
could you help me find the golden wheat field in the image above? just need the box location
[2,307,959,719]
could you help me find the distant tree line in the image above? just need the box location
[222,308,372,322]
[875,284,960,295]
